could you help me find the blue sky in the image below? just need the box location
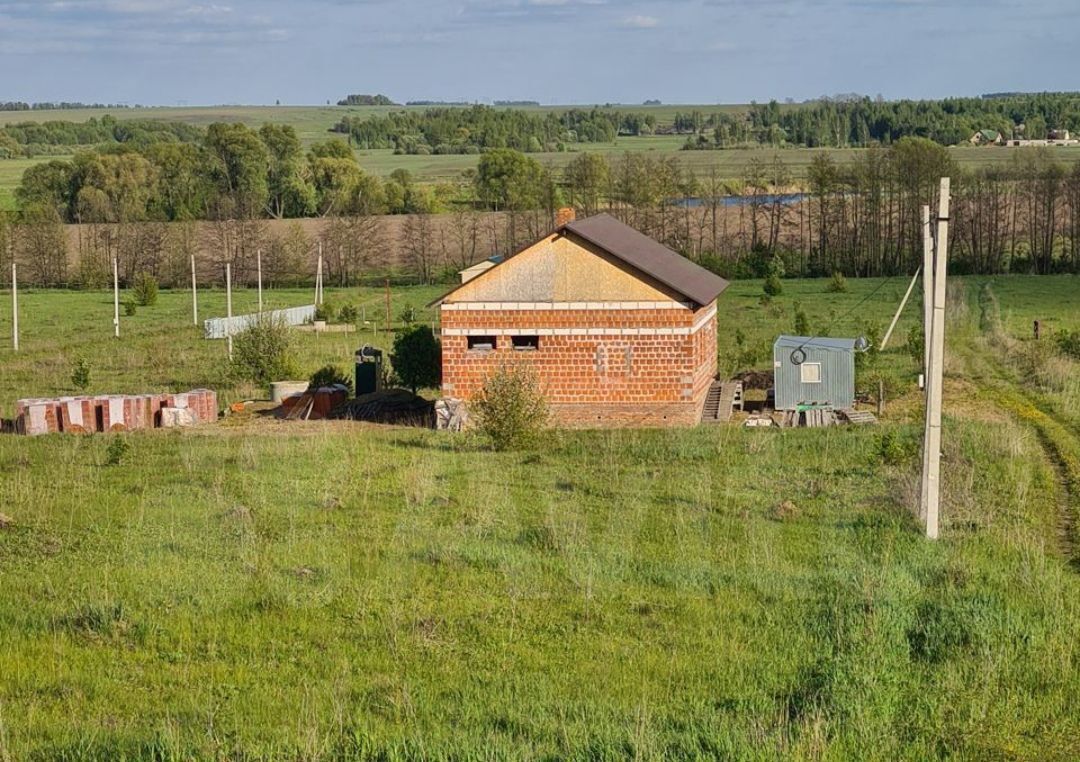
[0,0,1076,105]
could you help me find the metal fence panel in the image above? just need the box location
[203,304,316,340]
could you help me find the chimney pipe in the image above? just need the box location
[555,206,576,228]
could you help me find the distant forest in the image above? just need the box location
[330,106,655,154]
[688,93,1080,149]
[0,102,135,112]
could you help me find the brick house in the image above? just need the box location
[432,211,729,428]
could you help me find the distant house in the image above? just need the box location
[773,336,856,411]
[1049,129,1071,141]
[969,129,1003,146]
[432,210,729,428]
[458,255,503,284]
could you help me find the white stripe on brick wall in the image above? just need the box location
[66,400,83,427]
[442,305,717,339]
[692,305,717,333]
[441,300,692,312]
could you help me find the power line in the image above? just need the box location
[789,274,901,365]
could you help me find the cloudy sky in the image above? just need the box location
[0,0,1076,105]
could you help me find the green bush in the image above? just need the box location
[231,316,298,385]
[132,272,158,306]
[907,323,926,364]
[398,305,417,326]
[794,303,811,336]
[826,271,848,293]
[71,357,91,391]
[337,303,358,324]
[390,324,441,394]
[874,427,920,466]
[1056,328,1080,360]
[105,437,130,467]
[123,298,137,317]
[763,273,783,297]
[309,364,353,394]
[472,364,549,451]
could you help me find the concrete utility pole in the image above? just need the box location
[226,262,234,361]
[315,244,324,305]
[11,262,18,352]
[191,254,199,326]
[881,266,921,350]
[113,256,120,339]
[920,178,950,540]
[385,278,391,330]
[257,248,263,313]
[921,205,933,380]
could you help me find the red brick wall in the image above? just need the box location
[440,303,716,428]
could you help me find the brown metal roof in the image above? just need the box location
[428,213,729,307]
[562,214,728,307]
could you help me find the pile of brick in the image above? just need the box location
[279,386,349,420]
[13,389,217,436]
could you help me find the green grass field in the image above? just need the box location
[0,276,1078,759]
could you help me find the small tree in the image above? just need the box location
[231,315,298,384]
[71,357,91,391]
[390,324,440,394]
[763,273,783,297]
[826,271,848,293]
[132,271,158,306]
[472,364,549,451]
[794,302,811,336]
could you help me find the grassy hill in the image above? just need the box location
[0,276,1078,757]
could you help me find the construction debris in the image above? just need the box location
[744,416,775,428]
[13,390,217,436]
[160,407,198,428]
[279,385,350,421]
[328,389,434,426]
[435,398,469,431]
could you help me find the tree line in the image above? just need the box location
[331,105,654,154]
[5,128,1080,288]
[682,92,1080,149]
[0,115,201,157]
[0,102,135,112]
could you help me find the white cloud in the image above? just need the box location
[620,13,657,28]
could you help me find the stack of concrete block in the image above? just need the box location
[14,389,217,436]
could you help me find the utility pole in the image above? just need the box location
[113,256,120,339]
[921,205,933,382]
[385,278,391,331]
[226,262,234,361]
[315,243,324,305]
[11,262,18,352]
[881,266,921,350]
[191,254,198,326]
[920,178,950,540]
[257,248,263,313]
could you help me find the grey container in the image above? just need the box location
[773,335,856,411]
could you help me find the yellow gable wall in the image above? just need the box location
[448,233,677,302]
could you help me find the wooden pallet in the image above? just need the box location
[839,409,878,425]
[778,407,839,428]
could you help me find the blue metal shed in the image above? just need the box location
[773,335,856,411]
